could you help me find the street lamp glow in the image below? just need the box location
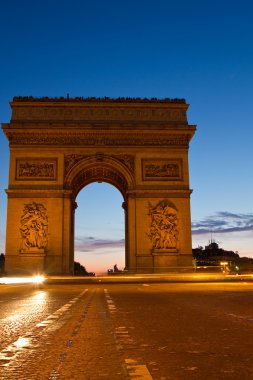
[220,262,228,266]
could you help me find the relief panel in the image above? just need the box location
[16,158,57,180]
[147,200,178,252]
[142,159,183,181]
[20,202,48,252]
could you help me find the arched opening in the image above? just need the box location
[65,156,134,275]
[74,182,125,275]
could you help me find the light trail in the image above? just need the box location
[0,275,45,285]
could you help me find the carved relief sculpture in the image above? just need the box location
[142,159,182,181]
[70,166,128,198]
[16,159,57,180]
[64,154,88,176]
[20,202,48,252]
[64,154,134,178]
[112,154,135,172]
[148,201,178,251]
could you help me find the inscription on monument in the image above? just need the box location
[20,202,48,252]
[142,159,182,181]
[148,200,178,252]
[16,158,57,180]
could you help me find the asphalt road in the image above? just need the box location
[1,281,253,379]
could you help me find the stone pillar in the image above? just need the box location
[5,190,74,275]
[61,193,74,274]
[126,194,137,272]
[131,191,193,273]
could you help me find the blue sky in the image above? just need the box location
[0,0,252,272]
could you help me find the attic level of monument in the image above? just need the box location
[2,96,196,275]
[8,96,191,126]
[3,97,195,148]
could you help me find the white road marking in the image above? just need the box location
[49,289,96,379]
[227,313,253,323]
[125,359,153,379]
[104,290,153,379]
[104,289,117,314]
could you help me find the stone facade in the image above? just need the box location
[2,97,196,274]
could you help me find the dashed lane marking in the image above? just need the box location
[104,290,153,379]
[104,288,117,314]
[36,289,88,328]
[125,359,153,379]
[49,289,96,380]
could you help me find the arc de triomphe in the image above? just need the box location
[2,97,196,274]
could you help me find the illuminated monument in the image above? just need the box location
[2,97,196,274]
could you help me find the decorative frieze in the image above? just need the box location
[142,159,182,181]
[20,202,48,252]
[11,106,187,122]
[16,158,57,180]
[147,200,178,251]
[8,132,191,147]
[10,96,188,124]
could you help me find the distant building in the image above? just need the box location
[192,241,239,271]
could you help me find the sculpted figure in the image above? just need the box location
[20,202,48,250]
[148,201,178,250]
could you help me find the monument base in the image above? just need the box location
[134,252,193,273]
[152,248,178,254]
[5,253,46,275]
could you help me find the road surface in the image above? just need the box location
[1,281,253,379]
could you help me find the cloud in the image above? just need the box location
[74,211,253,251]
[75,236,125,253]
[192,212,253,235]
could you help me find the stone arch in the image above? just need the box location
[64,155,134,273]
[65,155,135,200]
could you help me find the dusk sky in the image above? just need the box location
[0,0,252,273]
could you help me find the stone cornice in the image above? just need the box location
[12,96,186,104]
[5,189,72,198]
[127,189,193,198]
[3,122,196,130]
